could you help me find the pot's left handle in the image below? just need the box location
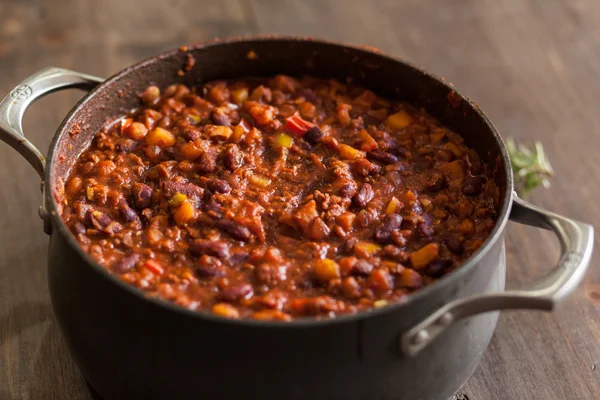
[0,67,104,234]
[0,67,104,179]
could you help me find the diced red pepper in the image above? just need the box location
[284,113,314,136]
[145,259,164,275]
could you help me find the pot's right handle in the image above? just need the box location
[400,194,594,357]
[0,67,104,179]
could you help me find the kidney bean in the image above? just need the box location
[425,259,452,278]
[131,183,153,209]
[85,210,112,230]
[112,253,140,273]
[304,126,324,144]
[163,180,204,202]
[374,214,403,243]
[216,219,251,241]
[189,239,230,258]
[195,255,224,278]
[220,283,253,302]
[426,173,447,192]
[352,183,374,208]
[352,158,381,177]
[223,144,243,171]
[440,233,463,254]
[119,201,138,223]
[416,222,434,241]
[198,147,218,173]
[183,127,201,141]
[207,178,231,194]
[211,107,232,126]
[462,176,485,196]
[351,259,374,277]
[339,182,357,198]
[72,222,86,235]
[367,150,399,164]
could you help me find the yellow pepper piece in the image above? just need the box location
[86,186,94,201]
[275,132,293,148]
[385,110,413,129]
[212,303,240,319]
[409,243,440,270]
[145,127,176,148]
[315,258,341,283]
[385,197,403,215]
[169,192,187,206]
[230,125,246,143]
[443,142,463,157]
[339,144,365,160]
[354,241,382,258]
[249,174,272,188]
[209,126,233,141]
[231,87,249,105]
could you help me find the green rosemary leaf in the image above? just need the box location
[506,137,553,199]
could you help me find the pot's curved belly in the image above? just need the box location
[48,228,506,400]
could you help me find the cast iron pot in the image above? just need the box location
[0,37,594,400]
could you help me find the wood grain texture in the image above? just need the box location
[0,0,598,399]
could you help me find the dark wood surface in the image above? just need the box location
[1,0,599,398]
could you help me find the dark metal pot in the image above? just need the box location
[0,37,593,400]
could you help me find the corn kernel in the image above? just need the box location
[86,186,94,201]
[315,258,341,283]
[339,144,365,160]
[275,132,293,148]
[145,127,176,148]
[169,192,187,206]
[384,110,413,129]
[189,114,202,124]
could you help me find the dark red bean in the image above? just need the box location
[216,219,251,241]
[440,233,463,254]
[462,176,485,196]
[198,147,218,173]
[116,139,137,152]
[183,127,201,141]
[72,222,86,235]
[374,214,403,243]
[367,151,399,164]
[163,180,204,202]
[119,202,138,223]
[85,210,112,230]
[352,158,381,177]
[351,260,374,277]
[304,126,324,144]
[211,108,232,126]
[426,173,447,192]
[416,222,434,241]
[207,178,231,194]
[131,183,153,209]
[220,283,253,302]
[223,144,243,171]
[112,253,140,274]
[195,255,224,278]
[339,182,357,198]
[352,183,374,208]
[189,239,230,258]
[425,259,452,278]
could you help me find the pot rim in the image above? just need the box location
[45,35,514,328]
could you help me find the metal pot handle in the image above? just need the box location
[400,194,594,356]
[0,67,103,179]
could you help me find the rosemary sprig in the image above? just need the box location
[506,137,553,199]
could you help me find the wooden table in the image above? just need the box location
[1,0,598,398]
